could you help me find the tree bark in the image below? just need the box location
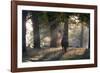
[32,12,40,49]
[80,23,83,47]
[50,24,57,47]
[22,11,27,52]
[88,19,90,49]
[47,12,58,47]
[63,14,69,48]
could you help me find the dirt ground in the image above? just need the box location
[23,47,90,62]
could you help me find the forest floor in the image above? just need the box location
[23,47,90,62]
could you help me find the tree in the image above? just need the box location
[22,11,27,52]
[79,14,90,48]
[47,12,59,47]
[62,13,69,50]
[31,11,40,48]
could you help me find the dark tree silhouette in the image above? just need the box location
[47,12,59,47]
[61,33,68,52]
[79,14,90,48]
[32,11,40,48]
[80,22,84,47]
[61,14,69,52]
[22,11,27,52]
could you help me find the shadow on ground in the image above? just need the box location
[22,47,90,62]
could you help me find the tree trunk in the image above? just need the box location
[47,12,58,47]
[22,11,27,52]
[80,23,83,47]
[32,12,40,49]
[88,20,90,49]
[50,24,57,47]
[63,14,69,48]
